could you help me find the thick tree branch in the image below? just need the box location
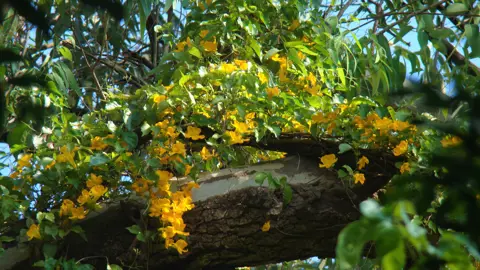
[4,154,396,269]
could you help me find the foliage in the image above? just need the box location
[1,0,480,269]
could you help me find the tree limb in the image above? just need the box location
[4,154,395,269]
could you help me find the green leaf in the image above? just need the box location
[264,48,281,60]
[249,39,262,59]
[337,169,348,178]
[55,62,81,97]
[191,114,216,126]
[45,213,55,223]
[0,236,15,242]
[428,28,454,39]
[284,41,304,47]
[265,125,281,138]
[44,224,59,237]
[283,185,293,204]
[188,46,202,59]
[37,212,45,222]
[336,67,346,86]
[445,3,469,16]
[381,232,406,270]
[121,131,138,149]
[338,143,352,154]
[136,232,146,242]
[71,226,84,234]
[126,225,141,235]
[179,74,191,87]
[255,172,268,185]
[90,153,109,166]
[107,264,123,270]
[7,123,29,146]
[254,126,266,142]
[0,48,22,63]
[287,48,307,74]
[164,0,173,11]
[360,199,383,220]
[43,243,57,258]
[79,0,125,21]
[58,47,73,62]
[336,220,374,270]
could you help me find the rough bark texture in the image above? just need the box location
[5,151,398,270]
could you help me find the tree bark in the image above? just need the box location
[4,152,397,270]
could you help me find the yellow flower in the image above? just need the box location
[156,170,174,183]
[90,185,107,201]
[170,141,187,156]
[279,66,289,83]
[57,146,77,167]
[155,147,167,156]
[306,72,316,86]
[18,154,32,168]
[200,147,214,160]
[153,94,167,104]
[184,164,192,176]
[234,59,248,70]
[373,117,392,132]
[297,51,306,60]
[160,225,190,239]
[319,154,337,169]
[366,112,380,123]
[149,198,171,217]
[288,19,300,31]
[45,160,56,170]
[172,239,188,254]
[225,131,249,145]
[171,192,195,212]
[175,37,192,52]
[77,189,91,205]
[60,199,75,217]
[393,140,408,156]
[312,112,329,124]
[353,173,365,185]
[132,178,152,194]
[305,85,321,96]
[199,29,209,39]
[166,126,179,139]
[155,119,170,129]
[69,206,88,220]
[90,136,108,151]
[258,72,268,84]
[271,54,286,64]
[326,122,336,135]
[201,39,217,53]
[266,87,280,99]
[233,120,250,134]
[441,136,462,148]
[353,116,366,129]
[86,174,103,188]
[400,162,410,174]
[392,120,410,131]
[219,63,237,73]
[10,170,21,179]
[185,126,205,140]
[357,156,369,170]
[261,220,271,232]
[182,181,200,193]
[27,224,41,240]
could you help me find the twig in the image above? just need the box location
[376,0,448,36]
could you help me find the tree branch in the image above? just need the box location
[4,154,395,269]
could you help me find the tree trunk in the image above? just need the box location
[4,153,397,270]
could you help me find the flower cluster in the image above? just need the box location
[149,181,199,254]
